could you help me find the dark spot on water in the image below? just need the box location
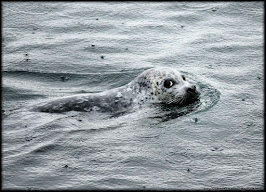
[77,119,82,122]
[25,125,27,127]
[64,165,68,168]
[96,18,98,20]
[25,137,32,141]
[226,46,233,50]
[257,76,261,80]
[25,53,28,56]
[91,44,95,47]
[187,168,190,172]
[156,82,159,86]
[60,76,69,82]
[212,7,219,12]
[242,98,245,101]
[25,58,31,62]
[101,55,104,59]
[125,48,128,50]
[193,117,198,123]
[246,122,254,127]
[151,92,153,95]
[211,147,223,151]
[181,25,184,28]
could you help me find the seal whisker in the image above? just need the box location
[166,95,183,105]
[176,94,188,105]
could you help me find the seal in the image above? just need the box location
[31,67,200,113]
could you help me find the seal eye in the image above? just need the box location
[182,75,186,81]
[164,79,175,88]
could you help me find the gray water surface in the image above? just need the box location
[2,2,264,190]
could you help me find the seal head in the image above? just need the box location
[129,67,200,106]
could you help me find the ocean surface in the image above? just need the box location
[2,2,264,190]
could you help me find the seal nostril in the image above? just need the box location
[187,85,196,93]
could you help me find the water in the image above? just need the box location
[2,2,264,190]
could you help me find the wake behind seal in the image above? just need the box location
[31,67,200,114]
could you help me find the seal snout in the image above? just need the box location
[185,84,200,97]
[184,84,200,104]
